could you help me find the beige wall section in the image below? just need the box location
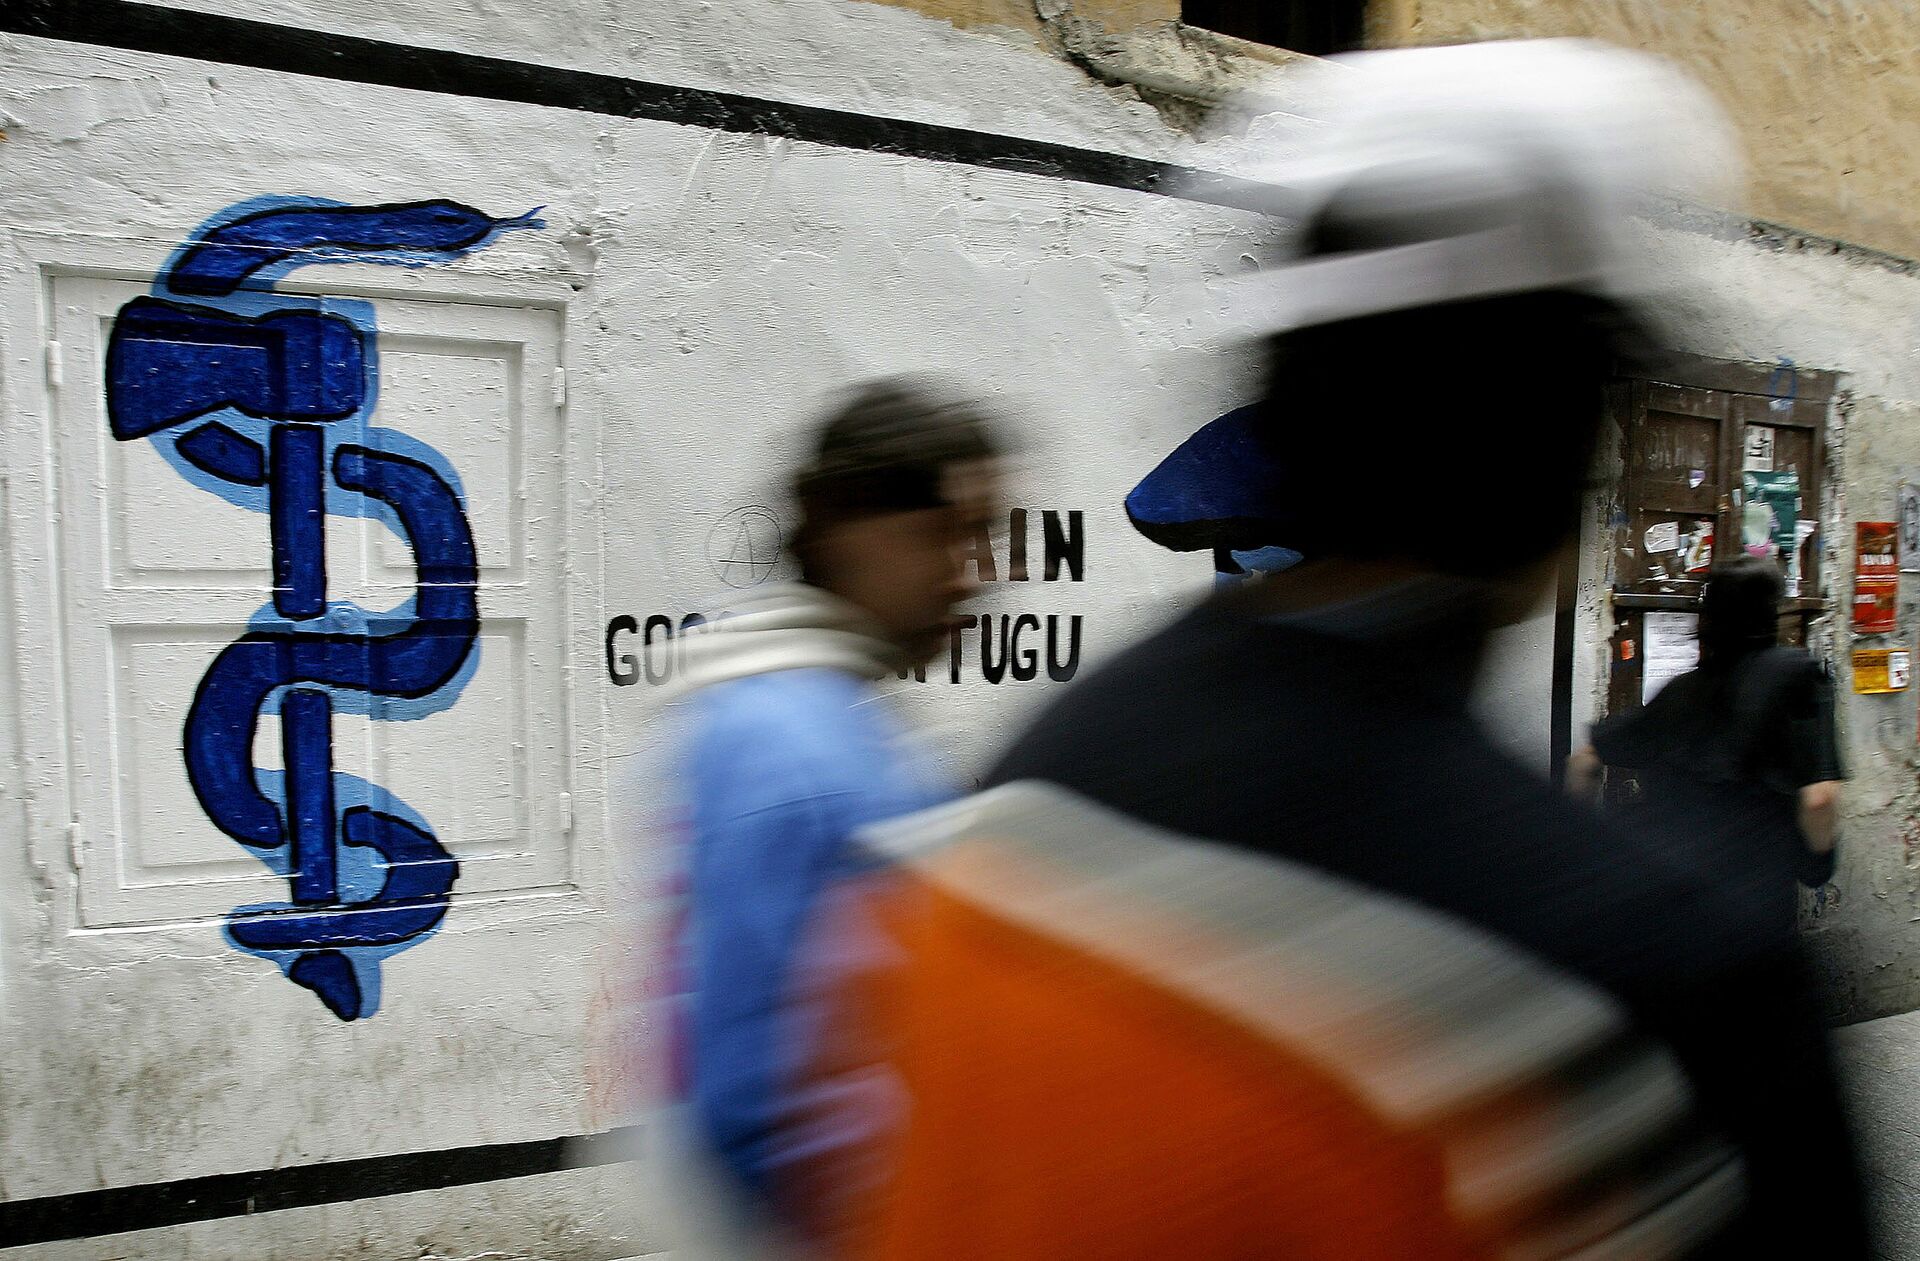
[857,0,1045,39]
[1372,0,1920,261]
[863,0,1179,38]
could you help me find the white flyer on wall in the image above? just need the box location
[1641,611,1699,703]
[1644,520,1680,554]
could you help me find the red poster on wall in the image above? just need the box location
[1856,522,1900,633]
[1859,521,1899,576]
[1855,579,1899,633]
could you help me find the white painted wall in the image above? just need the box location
[6,3,1919,1258]
[0,7,1264,1258]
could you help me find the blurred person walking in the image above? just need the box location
[659,381,1000,1250]
[1561,553,1858,1256]
[787,42,1872,1260]
[1568,555,1844,938]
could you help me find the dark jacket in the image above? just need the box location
[988,584,1870,1258]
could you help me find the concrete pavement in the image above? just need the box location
[1840,1010,1920,1255]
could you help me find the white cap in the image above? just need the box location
[1205,39,1743,333]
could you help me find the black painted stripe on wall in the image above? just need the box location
[3,0,1286,218]
[0,1128,636,1248]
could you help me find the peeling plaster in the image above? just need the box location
[1028,0,1315,133]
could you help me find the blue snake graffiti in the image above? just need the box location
[105,197,543,1019]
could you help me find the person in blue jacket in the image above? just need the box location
[670,381,1001,1221]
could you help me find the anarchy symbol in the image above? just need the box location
[706,505,784,589]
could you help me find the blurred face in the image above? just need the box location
[816,458,999,665]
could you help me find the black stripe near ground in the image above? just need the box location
[0,1128,636,1248]
[2,0,1285,217]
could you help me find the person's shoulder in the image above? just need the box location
[687,669,947,839]
[1745,645,1829,696]
[1084,604,1210,682]
[1020,600,1224,702]
[988,601,1283,787]
[1752,644,1821,670]
[696,666,871,719]
[689,670,885,776]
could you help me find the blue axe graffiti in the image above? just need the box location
[104,196,543,1019]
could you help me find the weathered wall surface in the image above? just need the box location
[0,3,1272,1256]
[5,1,1920,1256]
[1373,0,1920,262]
[1812,391,1920,1023]
[1569,214,1920,1024]
[860,0,1174,41]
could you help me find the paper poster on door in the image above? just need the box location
[1682,522,1714,574]
[1641,611,1698,703]
[1742,470,1799,561]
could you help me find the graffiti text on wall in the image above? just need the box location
[608,509,1085,686]
[105,197,542,1020]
